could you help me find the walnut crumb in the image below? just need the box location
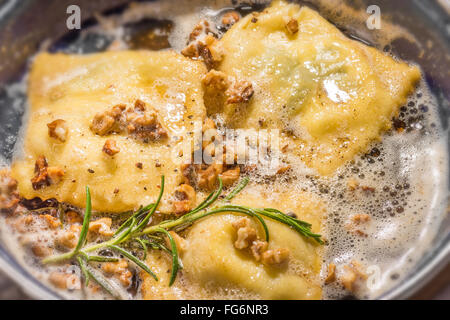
[226,81,254,104]
[261,248,290,265]
[103,139,120,156]
[222,11,240,26]
[49,272,79,290]
[89,217,114,237]
[286,18,299,34]
[340,261,368,292]
[220,167,240,186]
[47,119,68,142]
[102,259,132,287]
[173,183,196,215]
[0,169,19,212]
[40,214,61,229]
[250,240,268,261]
[325,263,336,284]
[234,226,257,249]
[31,156,64,190]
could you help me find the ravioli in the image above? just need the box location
[12,51,207,212]
[141,184,323,300]
[216,0,421,175]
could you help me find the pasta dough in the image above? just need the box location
[217,0,421,174]
[141,185,324,300]
[12,51,207,212]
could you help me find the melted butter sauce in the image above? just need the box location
[0,0,448,300]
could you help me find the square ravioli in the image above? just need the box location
[141,184,324,300]
[12,51,207,213]
[216,0,421,175]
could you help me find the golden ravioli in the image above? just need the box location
[141,184,323,300]
[217,0,421,174]
[12,51,207,212]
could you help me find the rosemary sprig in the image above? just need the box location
[42,175,323,298]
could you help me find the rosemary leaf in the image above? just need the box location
[84,262,122,299]
[111,217,137,245]
[134,176,165,232]
[248,210,269,242]
[184,178,223,216]
[156,228,179,286]
[77,256,90,286]
[135,238,148,260]
[87,255,119,263]
[108,245,158,281]
[74,186,92,253]
[224,177,249,201]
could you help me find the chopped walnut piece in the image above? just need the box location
[91,101,167,142]
[173,184,197,215]
[40,214,61,229]
[56,224,81,248]
[65,210,82,224]
[325,263,336,284]
[276,165,291,175]
[234,226,257,249]
[197,42,215,70]
[222,11,240,26]
[261,248,290,265]
[102,259,132,287]
[285,18,299,34]
[103,139,120,156]
[232,218,256,249]
[232,217,251,230]
[226,81,254,104]
[346,214,371,237]
[126,104,168,142]
[347,178,359,191]
[49,271,80,290]
[220,167,240,186]
[31,155,49,190]
[90,105,123,136]
[202,70,230,95]
[31,156,64,190]
[89,217,114,237]
[341,267,357,291]
[181,43,200,59]
[198,163,223,190]
[361,185,375,193]
[0,169,19,212]
[182,21,223,69]
[341,261,368,292]
[188,19,211,42]
[180,163,195,186]
[203,35,224,66]
[31,244,52,258]
[134,99,146,112]
[47,119,68,142]
[352,213,371,224]
[173,200,191,215]
[47,167,65,185]
[250,240,268,261]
